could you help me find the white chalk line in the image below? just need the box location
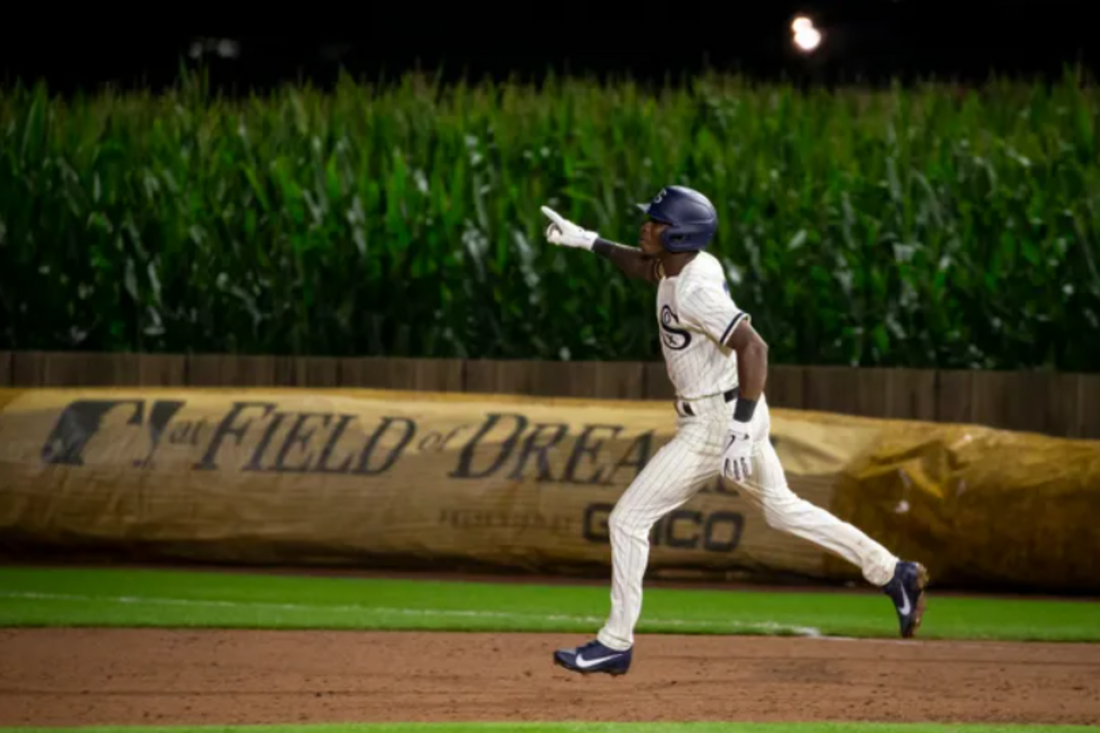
[0,590,822,637]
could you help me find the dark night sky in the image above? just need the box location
[1,2,1096,93]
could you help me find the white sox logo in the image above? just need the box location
[660,305,692,350]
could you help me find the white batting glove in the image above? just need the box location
[541,206,598,250]
[720,420,755,483]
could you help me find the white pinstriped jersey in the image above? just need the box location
[655,250,747,400]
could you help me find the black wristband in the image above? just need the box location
[592,238,613,258]
[733,397,757,423]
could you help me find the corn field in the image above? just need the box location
[2,70,1099,369]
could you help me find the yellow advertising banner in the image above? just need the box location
[829,418,1100,593]
[0,388,1097,591]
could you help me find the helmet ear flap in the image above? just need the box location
[660,226,691,249]
[659,226,678,250]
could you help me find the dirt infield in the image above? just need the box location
[2,629,1098,726]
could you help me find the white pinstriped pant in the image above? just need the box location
[596,393,898,651]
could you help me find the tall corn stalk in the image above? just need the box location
[1,68,1097,369]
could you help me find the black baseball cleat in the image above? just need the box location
[883,560,929,638]
[553,639,632,676]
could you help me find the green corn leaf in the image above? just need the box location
[0,70,1097,369]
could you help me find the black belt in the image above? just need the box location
[675,386,739,417]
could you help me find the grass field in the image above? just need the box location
[1,566,1097,643]
[4,724,1096,733]
[3,566,1098,730]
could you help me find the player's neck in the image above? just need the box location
[659,252,697,277]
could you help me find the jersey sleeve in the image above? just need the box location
[678,280,750,346]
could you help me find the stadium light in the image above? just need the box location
[790,15,822,53]
[794,27,822,52]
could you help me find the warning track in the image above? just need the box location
[1,628,1098,726]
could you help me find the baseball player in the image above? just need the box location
[541,186,928,676]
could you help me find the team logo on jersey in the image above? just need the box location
[660,305,692,350]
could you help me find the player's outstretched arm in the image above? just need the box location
[591,239,662,282]
[541,206,660,283]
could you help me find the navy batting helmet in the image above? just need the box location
[636,185,717,252]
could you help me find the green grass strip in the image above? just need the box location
[2,723,1097,733]
[0,567,1097,642]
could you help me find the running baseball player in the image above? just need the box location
[541,186,928,676]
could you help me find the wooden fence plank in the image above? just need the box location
[863,368,936,421]
[271,356,301,386]
[139,354,187,386]
[31,352,140,386]
[967,371,1014,432]
[643,362,675,401]
[338,356,387,389]
[1043,373,1084,439]
[11,351,46,386]
[967,371,1077,436]
[0,351,11,387]
[236,356,279,386]
[416,358,465,392]
[531,361,645,400]
[894,368,938,421]
[803,366,863,417]
[1078,375,1100,440]
[186,355,226,386]
[39,352,77,385]
[464,360,537,396]
[228,355,278,386]
[592,362,647,401]
[461,360,496,394]
[936,370,974,425]
[462,360,645,400]
[766,365,805,410]
[297,357,341,387]
[187,355,278,386]
[835,367,937,420]
[530,361,590,398]
[850,367,888,417]
[342,357,464,392]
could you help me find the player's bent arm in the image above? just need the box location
[592,238,662,283]
[724,319,768,422]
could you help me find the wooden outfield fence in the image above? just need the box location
[1,350,1098,439]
